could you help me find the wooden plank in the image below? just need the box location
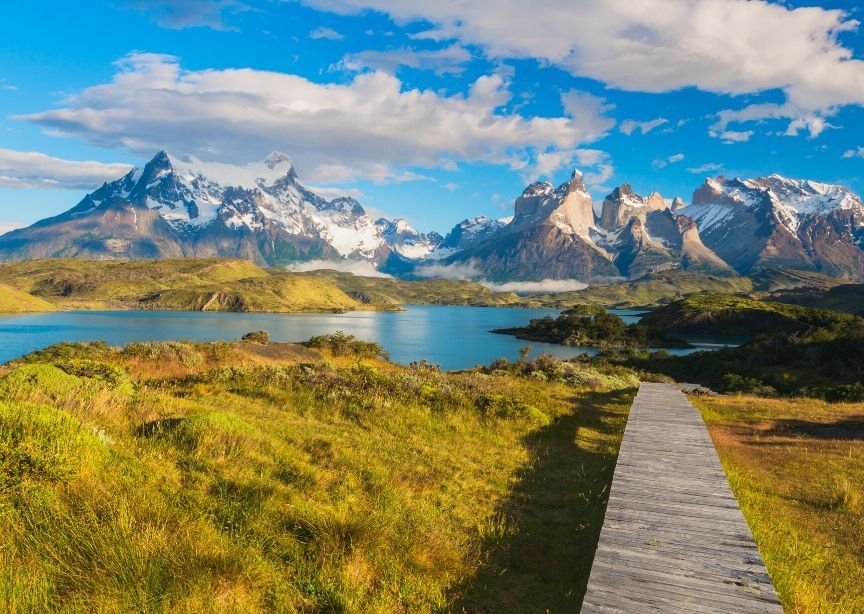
[581,383,782,613]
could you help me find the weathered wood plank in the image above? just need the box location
[581,383,782,613]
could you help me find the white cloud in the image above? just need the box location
[310,26,344,40]
[711,102,835,140]
[687,162,724,174]
[303,0,864,111]
[413,260,481,280]
[620,118,667,136]
[306,184,365,200]
[651,153,684,170]
[842,147,864,159]
[0,79,16,92]
[127,0,250,30]
[716,130,754,144]
[305,0,864,139]
[19,53,614,185]
[441,182,459,191]
[0,148,132,190]
[286,259,391,277]
[481,279,588,293]
[339,43,471,75]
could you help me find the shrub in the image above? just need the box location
[304,332,388,360]
[241,330,270,345]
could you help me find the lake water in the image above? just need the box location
[0,306,721,371]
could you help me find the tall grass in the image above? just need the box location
[0,337,635,611]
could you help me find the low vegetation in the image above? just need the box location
[615,295,864,398]
[0,335,636,611]
[494,304,689,348]
[697,395,864,612]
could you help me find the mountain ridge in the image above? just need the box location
[2,151,863,281]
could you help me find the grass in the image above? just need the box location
[695,394,864,613]
[0,336,636,611]
[0,259,365,313]
[0,283,56,313]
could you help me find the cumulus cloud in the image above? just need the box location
[651,153,684,170]
[19,53,614,185]
[687,162,724,174]
[127,0,250,30]
[286,259,391,277]
[842,147,864,159]
[310,26,344,40]
[0,148,132,190]
[620,118,667,136]
[305,0,864,135]
[481,279,588,294]
[339,44,471,75]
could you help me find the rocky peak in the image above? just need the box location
[646,192,667,210]
[671,196,686,211]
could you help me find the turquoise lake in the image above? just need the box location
[0,306,723,370]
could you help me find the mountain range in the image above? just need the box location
[1,150,863,281]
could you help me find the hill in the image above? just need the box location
[0,259,362,312]
[532,271,754,308]
[622,295,864,398]
[0,283,56,313]
[295,270,527,307]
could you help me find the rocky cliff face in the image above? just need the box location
[680,175,864,277]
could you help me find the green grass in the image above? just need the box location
[293,270,529,307]
[696,395,864,613]
[0,337,636,611]
[0,283,56,313]
[0,259,365,313]
[534,271,754,308]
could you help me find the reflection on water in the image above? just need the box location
[0,306,724,371]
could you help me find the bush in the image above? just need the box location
[304,331,388,360]
[811,382,864,403]
[241,330,270,345]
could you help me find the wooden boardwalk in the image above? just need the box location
[582,383,782,613]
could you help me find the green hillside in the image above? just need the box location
[0,259,362,313]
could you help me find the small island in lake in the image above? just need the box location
[493,304,690,348]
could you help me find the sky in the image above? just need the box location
[1,0,864,234]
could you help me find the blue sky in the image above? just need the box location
[1,0,864,234]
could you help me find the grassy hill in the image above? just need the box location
[622,295,864,397]
[531,271,755,308]
[0,259,363,313]
[293,270,528,307]
[0,283,56,313]
[0,336,636,611]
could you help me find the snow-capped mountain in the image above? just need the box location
[680,175,864,277]
[433,172,731,281]
[1,151,863,281]
[0,151,438,266]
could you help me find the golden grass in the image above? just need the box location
[0,339,635,611]
[0,283,56,313]
[695,395,864,613]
